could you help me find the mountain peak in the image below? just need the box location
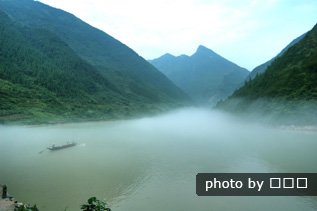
[149,53,176,63]
[149,45,249,105]
[195,45,218,56]
[161,53,175,59]
[197,45,209,51]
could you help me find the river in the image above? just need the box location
[0,108,316,211]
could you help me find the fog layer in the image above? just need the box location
[0,108,316,211]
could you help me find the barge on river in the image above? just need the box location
[47,142,77,151]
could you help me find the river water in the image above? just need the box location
[0,108,316,211]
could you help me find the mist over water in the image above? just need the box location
[0,108,317,211]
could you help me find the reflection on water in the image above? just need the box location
[0,108,317,211]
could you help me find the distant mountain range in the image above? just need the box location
[0,0,189,123]
[149,45,249,104]
[218,23,317,124]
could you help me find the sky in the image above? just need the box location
[38,0,317,70]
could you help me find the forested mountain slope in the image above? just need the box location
[218,24,317,124]
[0,0,188,103]
[0,5,188,123]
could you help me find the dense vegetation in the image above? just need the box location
[0,0,188,103]
[0,1,189,124]
[0,10,122,123]
[149,45,249,105]
[218,24,317,124]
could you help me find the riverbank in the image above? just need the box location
[0,104,185,126]
[0,185,31,211]
[0,185,15,211]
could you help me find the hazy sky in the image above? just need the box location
[38,0,317,70]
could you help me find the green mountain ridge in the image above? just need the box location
[218,23,317,124]
[0,10,127,123]
[0,1,189,124]
[149,45,249,105]
[248,33,306,79]
[0,0,187,103]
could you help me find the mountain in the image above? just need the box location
[0,0,189,123]
[249,33,306,79]
[218,24,317,124]
[149,45,249,104]
[0,10,135,123]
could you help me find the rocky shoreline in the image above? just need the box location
[0,185,29,211]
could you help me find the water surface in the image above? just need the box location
[0,108,316,210]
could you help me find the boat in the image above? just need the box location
[47,142,77,151]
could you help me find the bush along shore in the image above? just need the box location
[1,185,112,211]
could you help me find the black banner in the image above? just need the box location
[196,173,317,196]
